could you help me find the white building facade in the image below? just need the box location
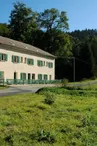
[0,36,55,83]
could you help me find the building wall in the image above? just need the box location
[0,47,55,80]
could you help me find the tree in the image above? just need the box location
[37,8,69,31]
[0,23,10,37]
[9,2,33,41]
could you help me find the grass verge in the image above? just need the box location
[0,85,9,90]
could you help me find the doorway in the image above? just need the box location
[32,74,35,80]
[14,72,17,80]
[28,73,31,84]
[14,72,18,84]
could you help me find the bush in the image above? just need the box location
[38,129,56,143]
[61,78,69,87]
[44,92,56,105]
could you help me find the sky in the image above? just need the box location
[0,0,97,31]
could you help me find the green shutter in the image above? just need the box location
[44,74,48,80]
[27,59,30,65]
[24,73,26,79]
[50,63,52,68]
[32,59,34,65]
[12,56,14,62]
[51,63,53,68]
[5,54,8,61]
[0,71,2,78]
[18,56,20,63]
[0,53,2,60]
[37,60,40,66]
[48,62,50,68]
[38,74,42,80]
[41,61,43,66]
[20,73,22,80]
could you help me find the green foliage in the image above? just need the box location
[38,129,56,143]
[0,23,10,37]
[61,78,69,87]
[9,2,35,41]
[44,91,56,105]
[37,8,69,31]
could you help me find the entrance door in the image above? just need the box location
[28,73,31,80]
[28,73,31,84]
[32,74,35,80]
[14,72,17,80]
[14,72,17,84]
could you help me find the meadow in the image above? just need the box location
[0,86,97,146]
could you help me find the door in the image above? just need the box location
[14,72,17,84]
[28,73,31,84]
[32,74,35,80]
[14,72,17,80]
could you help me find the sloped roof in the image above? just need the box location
[0,36,55,58]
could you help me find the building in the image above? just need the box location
[0,36,55,84]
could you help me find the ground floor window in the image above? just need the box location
[44,74,48,80]
[38,74,42,80]
[0,71,4,79]
[20,73,26,80]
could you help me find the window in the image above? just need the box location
[12,55,20,63]
[44,74,48,80]
[21,57,23,63]
[0,53,8,61]
[37,60,44,67]
[24,58,27,63]
[38,74,42,80]
[46,62,53,68]
[27,58,34,65]
[20,73,26,80]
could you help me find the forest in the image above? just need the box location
[1,2,97,81]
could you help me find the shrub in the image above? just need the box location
[38,129,56,143]
[44,92,56,105]
[61,78,69,87]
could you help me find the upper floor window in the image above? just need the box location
[12,55,20,63]
[0,53,8,61]
[37,60,44,67]
[27,58,34,65]
[46,62,53,68]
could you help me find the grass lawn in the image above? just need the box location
[0,86,97,146]
[0,85,8,90]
